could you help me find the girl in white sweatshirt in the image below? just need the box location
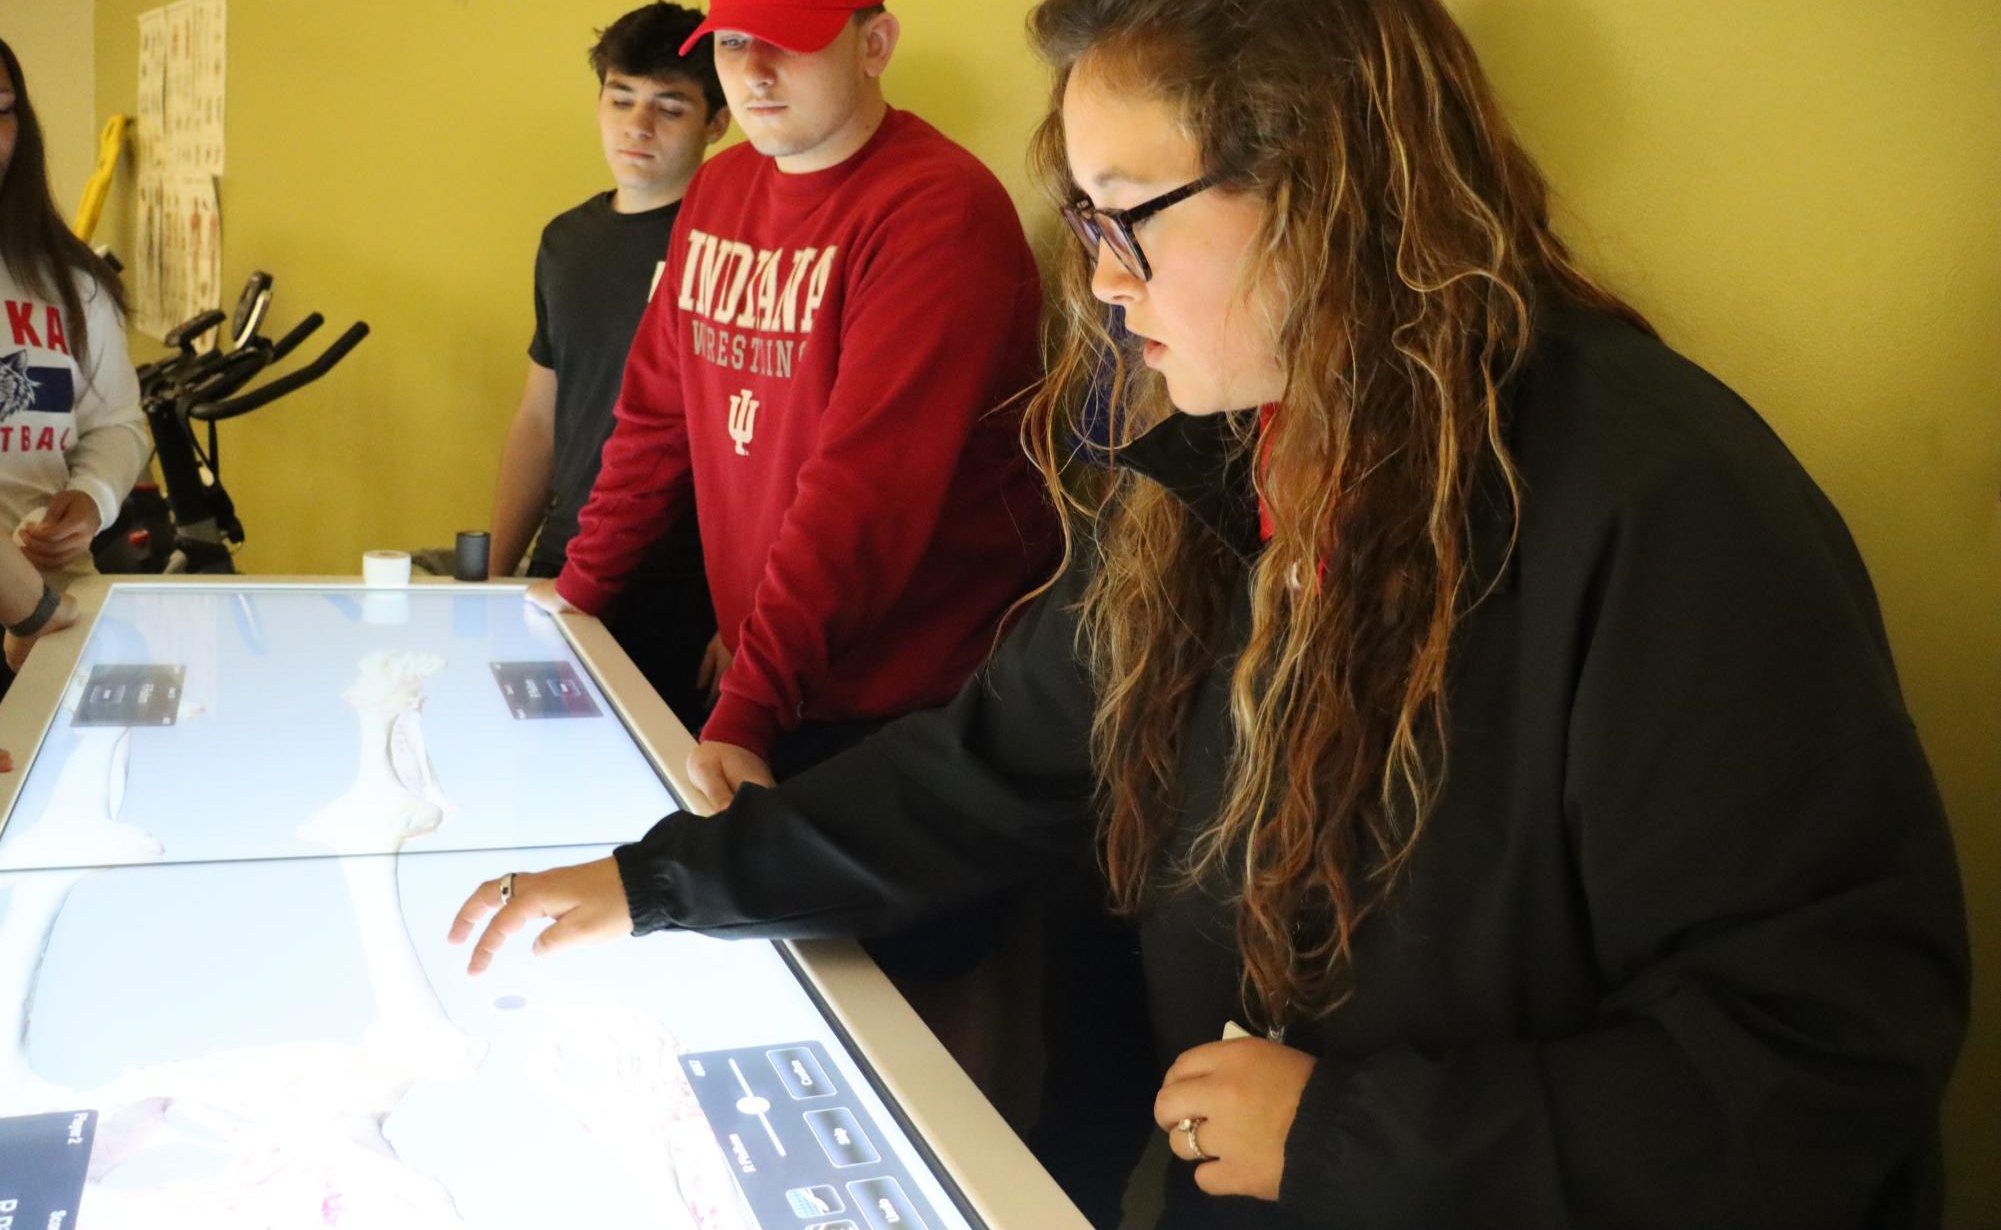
[0,37,148,594]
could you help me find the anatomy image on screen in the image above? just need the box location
[0,588,966,1229]
[298,652,479,1075]
[0,654,759,1228]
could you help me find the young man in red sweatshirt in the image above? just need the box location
[533,0,1048,797]
[527,0,1053,1056]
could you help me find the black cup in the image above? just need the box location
[455,531,492,582]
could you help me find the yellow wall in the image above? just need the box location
[90,0,1999,1221]
[5,0,97,210]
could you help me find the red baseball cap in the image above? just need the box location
[679,1,885,56]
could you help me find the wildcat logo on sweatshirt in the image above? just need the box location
[0,350,74,423]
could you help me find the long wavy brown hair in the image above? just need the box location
[1024,0,1651,1029]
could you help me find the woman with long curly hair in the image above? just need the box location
[453,1,1968,1225]
[0,39,148,601]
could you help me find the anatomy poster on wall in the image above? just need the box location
[134,9,166,172]
[134,171,221,341]
[132,172,166,337]
[132,0,226,339]
[176,173,223,330]
[191,0,227,175]
[163,1,194,170]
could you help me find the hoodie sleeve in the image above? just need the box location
[614,554,1097,939]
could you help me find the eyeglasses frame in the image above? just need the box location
[1062,171,1227,283]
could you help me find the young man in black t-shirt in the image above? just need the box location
[487,3,729,725]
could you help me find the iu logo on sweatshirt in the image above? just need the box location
[728,388,760,456]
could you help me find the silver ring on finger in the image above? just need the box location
[499,872,516,905]
[1174,1116,1216,1163]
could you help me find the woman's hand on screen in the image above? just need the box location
[448,856,632,975]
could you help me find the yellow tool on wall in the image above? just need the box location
[72,113,131,243]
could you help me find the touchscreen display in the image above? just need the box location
[0,587,675,872]
[0,585,977,1230]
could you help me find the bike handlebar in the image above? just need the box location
[188,322,369,422]
[163,310,224,354]
[269,312,324,362]
[182,345,274,408]
[142,343,241,399]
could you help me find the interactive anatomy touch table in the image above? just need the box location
[0,578,1086,1230]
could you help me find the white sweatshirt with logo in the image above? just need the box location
[0,259,150,583]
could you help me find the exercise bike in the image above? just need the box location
[94,271,369,575]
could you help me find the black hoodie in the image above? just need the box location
[614,307,1968,1230]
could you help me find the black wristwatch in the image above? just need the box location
[7,584,62,638]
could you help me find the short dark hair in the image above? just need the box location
[589,3,725,116]
[852,4,889,25]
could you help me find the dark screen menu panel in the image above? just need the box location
[0,1109,95,1226]
[682,1041,944,1230]
[72,664,184,727]
[490,661,602,720]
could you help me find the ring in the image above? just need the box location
[1174,1116,1215,1163]
[498,872,516,905]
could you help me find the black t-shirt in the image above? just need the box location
[527,191,680,569]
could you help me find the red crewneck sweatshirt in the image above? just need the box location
[559,108,1054,759]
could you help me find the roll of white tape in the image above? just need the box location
[362,549,412,588]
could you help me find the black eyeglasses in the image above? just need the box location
[1061,172,1224,282]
